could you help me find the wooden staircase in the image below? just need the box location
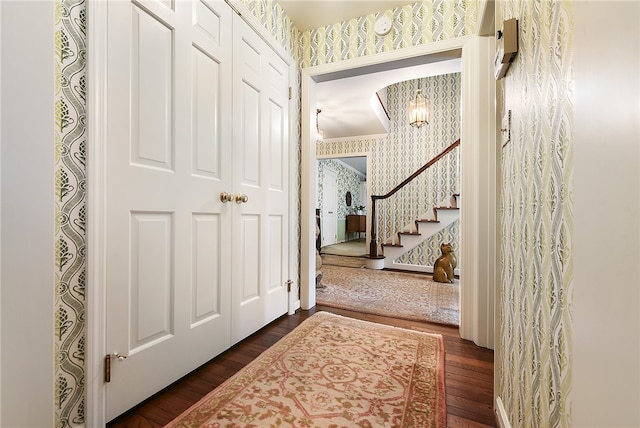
[379,194,460,271]
[366,139,461,271]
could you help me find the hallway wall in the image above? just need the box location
[1,2,56,426]
[497,1,574,425]
[497,1,640,426]
[571,1,640,426]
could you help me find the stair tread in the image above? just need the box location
[435,206,459,210]
[417,219,440,223]
[382,243,403,247]
[398,231,421,235]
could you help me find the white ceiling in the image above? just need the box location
[278,0,462,140]
[317,58,461,140]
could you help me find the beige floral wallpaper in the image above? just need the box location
[498,1,574,426]
[54,1,86,426]
[299,0,476,68]
[237,0,301,63]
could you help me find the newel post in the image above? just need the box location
[369,195,381,258]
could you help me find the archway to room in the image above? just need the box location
[316,154,369,257]
[300,34,498,348]
[312,59,462,325]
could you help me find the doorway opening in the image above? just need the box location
[301,35,498,350]
[317,154,368,258]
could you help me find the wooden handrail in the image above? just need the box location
[369,139,460,258]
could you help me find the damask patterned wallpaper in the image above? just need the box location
[299,0,476,68]
[54,0,86,426]
[317,73,461,267]
[237,0,301,63]
[498,1,574,426]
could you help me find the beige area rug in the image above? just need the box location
[321,238,367,257]
[167,311,446,428]
[316,265,459,326]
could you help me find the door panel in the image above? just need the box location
[321,167,338,246]
[129,212,173,351]
[191,214,223,325]
[131,5,173,170]
[192,48,222,178]
[105,0,233,420]
[239,214,261,303]
[231,14,289,344]
[239,84,261,186]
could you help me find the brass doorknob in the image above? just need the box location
[235,194,248,204]
[220,192,234,203]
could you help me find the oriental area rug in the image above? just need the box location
[167,311,446,428]
[317,265,460,326]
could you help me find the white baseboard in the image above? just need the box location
[495,397,512,428]
[387,261,461,276]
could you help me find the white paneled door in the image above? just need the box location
[321,167,338,246]
[231,15,290,343]
[104,0,289,420]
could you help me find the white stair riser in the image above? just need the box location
[383,209,459,269]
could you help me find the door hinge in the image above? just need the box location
[288,87,292,100]
[104,353,127,383]
[286,279,293,292]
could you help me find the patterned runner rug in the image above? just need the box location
[317,265,459,326]
[167,311,446,427]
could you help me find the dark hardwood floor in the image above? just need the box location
[107,306,496,428]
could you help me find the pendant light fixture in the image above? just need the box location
[316,108,324,143]
[408,89,429,128]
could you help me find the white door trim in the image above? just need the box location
[86,0,108,425]
[300,36,497,350]
[86,1,298,424]
[459,35,497,349]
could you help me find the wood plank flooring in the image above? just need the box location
[107,306,496,427]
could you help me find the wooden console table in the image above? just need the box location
[346,214,366,240]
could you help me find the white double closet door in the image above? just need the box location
[104,0,291,420]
